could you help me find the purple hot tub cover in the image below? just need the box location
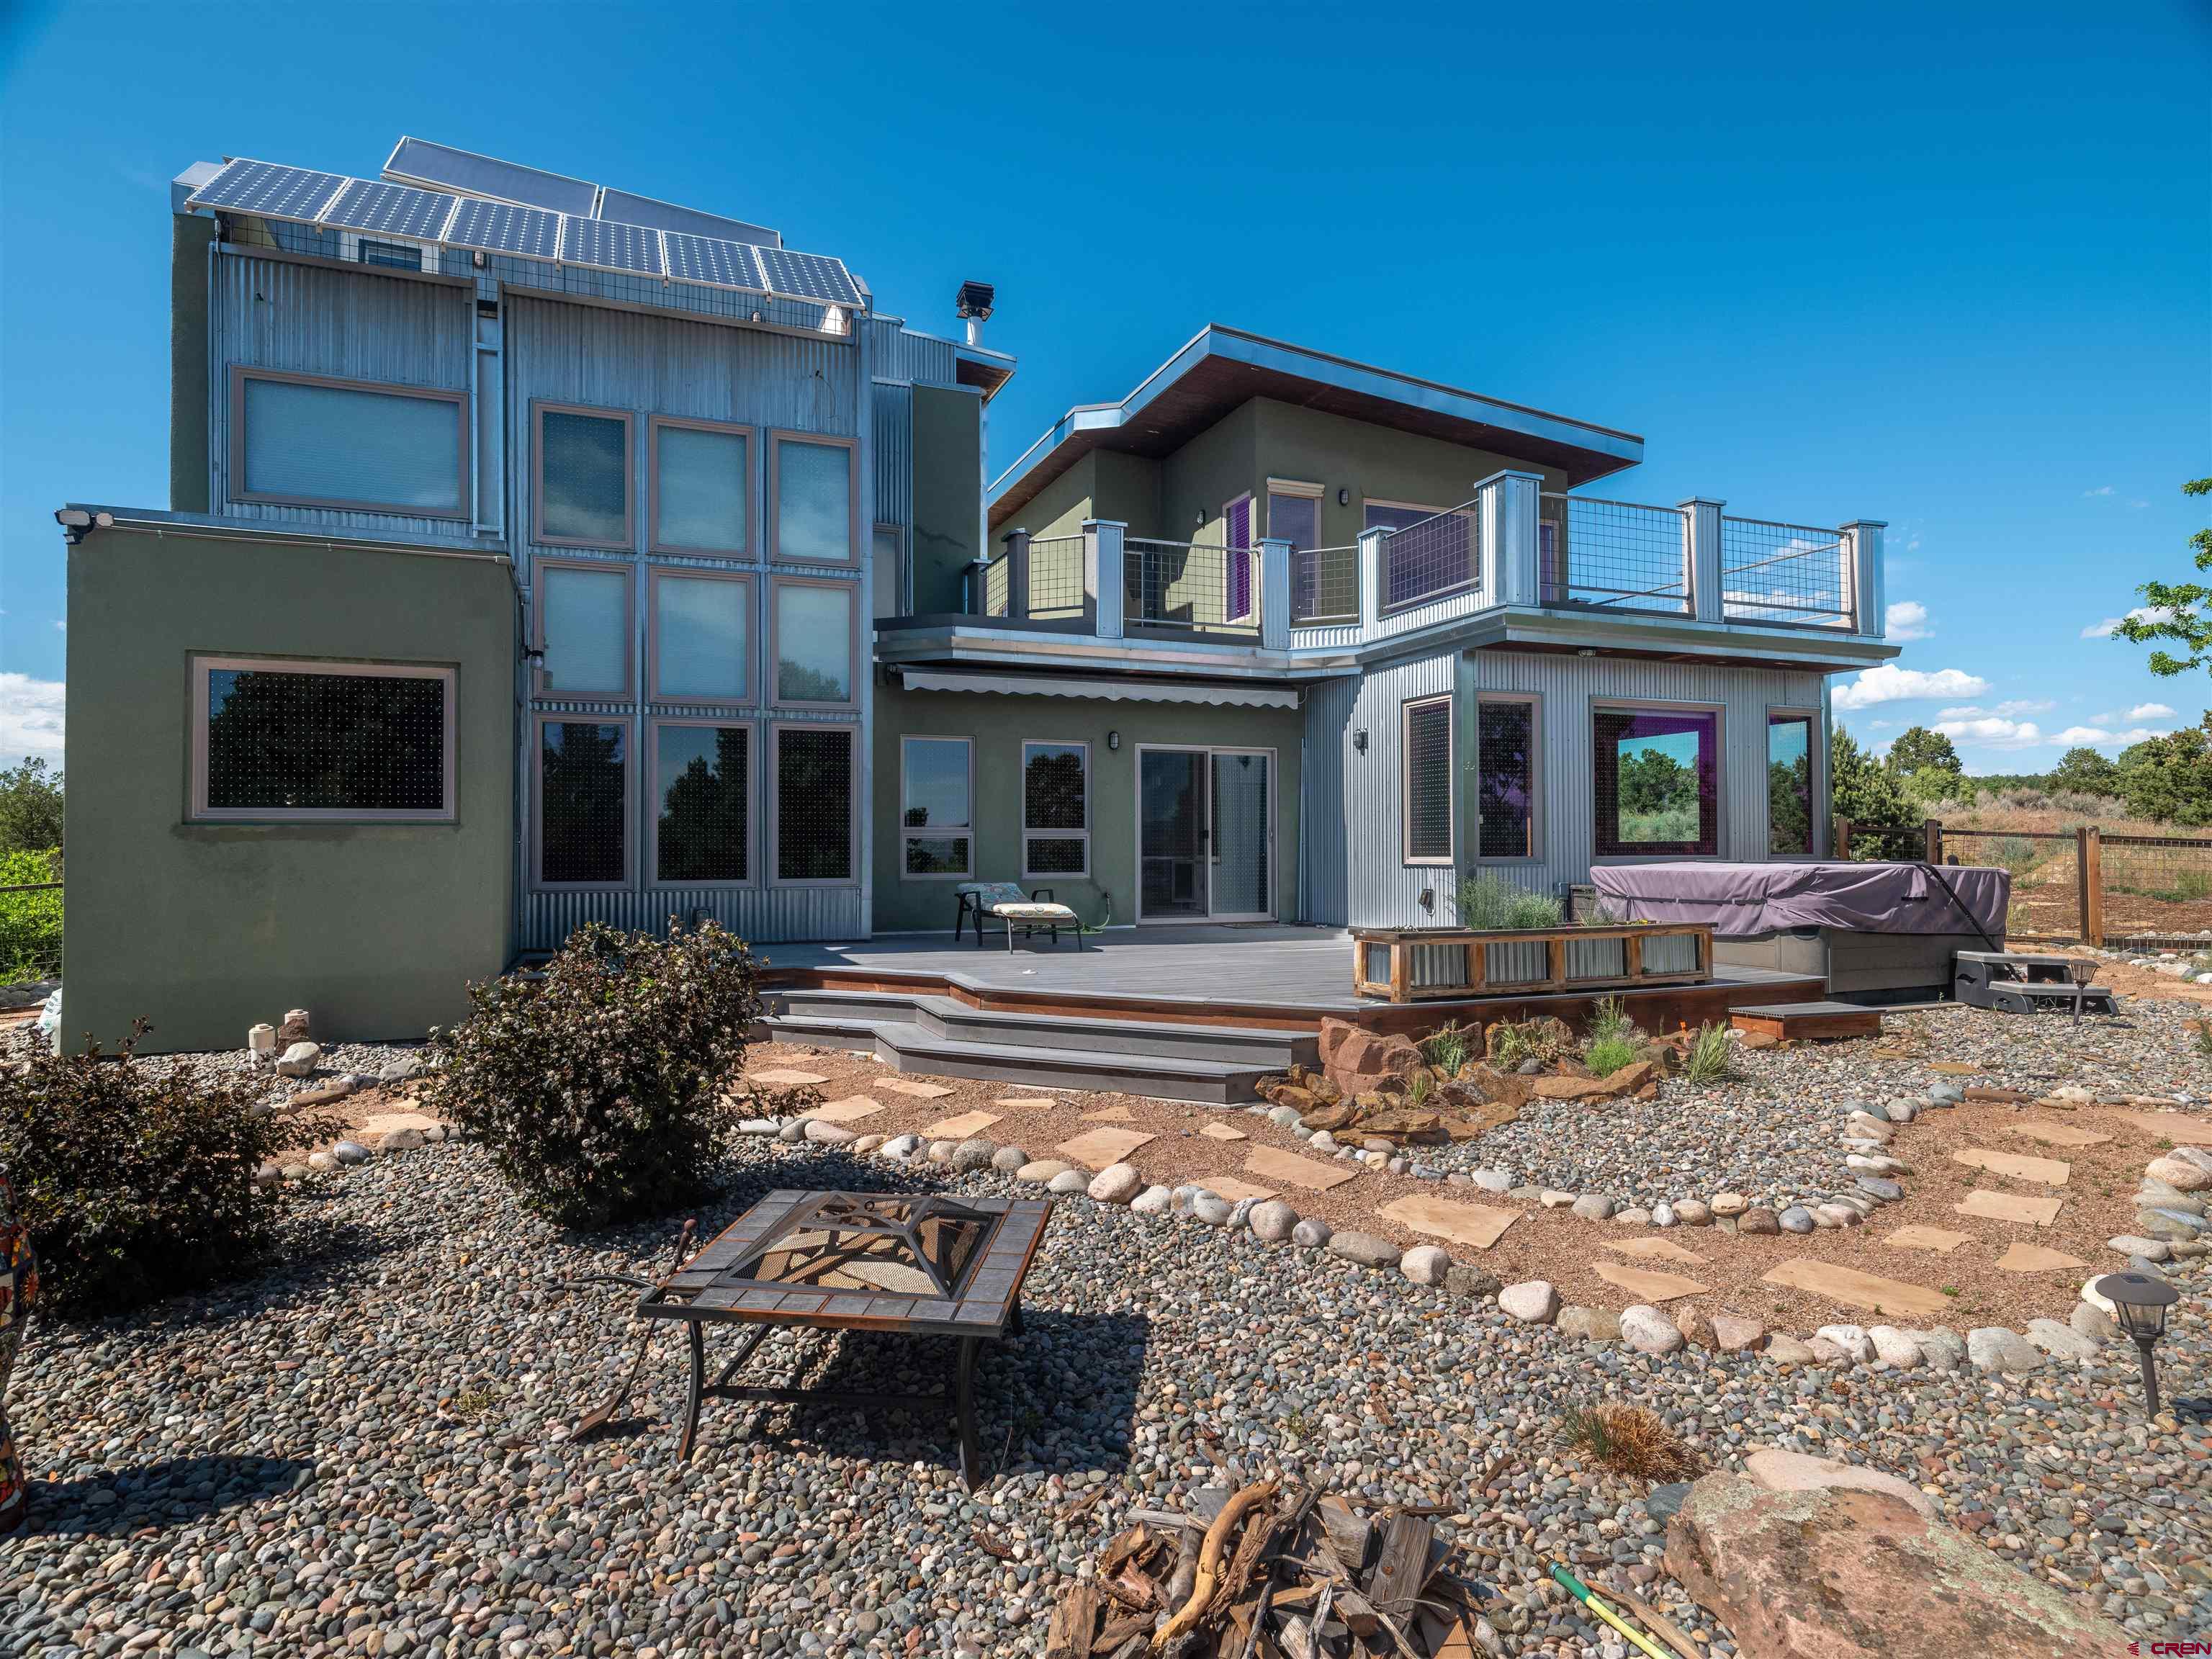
[1586,861,2010,940]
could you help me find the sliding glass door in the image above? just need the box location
[1137,746,1274,922]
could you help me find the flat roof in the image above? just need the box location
[989,325,1644,526]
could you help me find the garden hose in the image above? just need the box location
[1547,1565,1686,1659]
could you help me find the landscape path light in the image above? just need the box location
[2069,957,2095,1028]
[2093,1271,2180,1418]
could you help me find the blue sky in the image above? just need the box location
[3,0,2206,772]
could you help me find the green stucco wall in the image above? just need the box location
[871,683,1305,934]
[911,385,982,613]
[62,526,517,1053]
[169,215,215,514]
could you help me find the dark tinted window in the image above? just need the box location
[203,666,446,814]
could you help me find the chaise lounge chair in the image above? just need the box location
[953,881,1083,951]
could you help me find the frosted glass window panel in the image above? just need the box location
[541,565,630,693]
[655,575,748,701]
[776,439,852,562]
[657,426,748,551]
[240,377,462,513]
[775,583,853,701]
[539,410,629,544]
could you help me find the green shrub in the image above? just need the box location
[1584,995,1632,1045]
[1683,1020,1737,1085]
[0,846,60,984]
[421,920,763,1228]
[0,1020,326,1314]
[1454,872,1562,930]
[1582,1034,1642,1076]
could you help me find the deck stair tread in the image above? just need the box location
[1732,999,1881,1017]
[768,987,1312,1067]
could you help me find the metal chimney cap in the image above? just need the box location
[956,280,995,319]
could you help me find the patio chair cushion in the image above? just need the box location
[990,902,1076,922]
[961,881,1030,908]
[958,881,1074,923]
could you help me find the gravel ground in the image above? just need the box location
[4,1136,2208,1658]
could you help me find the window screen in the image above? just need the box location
[655,425,748,552]
[777,726,853,881]
[540,565,629,694]
[1593,706,1719,857]
[1476,698,1537,860]
[539,721,627,884]
[1768,713,1815,856]
[655,723,748,883]
[1022,741,1089,875]
[357,239,422,271]
[199,662,448,818]
[239,376,462,514]
[775,583,853,701]
[539,408,629,545]
[776,439,852,562]
[1268,492,1319,549]
[1403,696,1454,863]
[902,736,972,876]
[654,574,747,702]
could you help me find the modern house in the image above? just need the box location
[58,138,1897,1057]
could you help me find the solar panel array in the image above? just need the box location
[186,156,860,312]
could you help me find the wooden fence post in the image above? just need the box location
[1835,817,1853,860]
[1923,817,1942,864]
[2078,825,2104,947]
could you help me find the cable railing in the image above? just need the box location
[1381,501,1481,613]
[1123,539,1261,636]
[1538,495,1690,614]
[1025,535,1087,618]
[1290,544,1361,625]
[1722,515,1853,629]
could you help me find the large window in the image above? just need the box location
[232,369,466,517]
[1402,695,1455,865]
[534,404,632,548]
[192,657,453,822]
[653,721,750,885]
[1593,705,1720,857]
[775,724,854,884]
[649,570,750,704]
[772,433,855,564]
[1768,711,1815,857]
[536,718,631,887]
[536,562,632,697]
[1475,696,1539,860]
[651,418,752,554]
[773,580,854,704]
[901,736,973,878]
[1022,740,1090,878]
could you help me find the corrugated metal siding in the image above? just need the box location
[209,250,478,541]
[867,318,962,387]
[1303,653,1457,930]
[520,886,863,952]
[873,383,914,531]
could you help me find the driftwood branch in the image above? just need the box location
[1154,1480,1278,1649]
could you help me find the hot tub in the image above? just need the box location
[1585,862,2012,1002]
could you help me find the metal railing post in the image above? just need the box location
[1480,469,1543,607]
[1258,537,1290,650]
[1002,528,1030,621]
[1842,518,1885,636]
[1087,519,1124,639]
[1357,527,1386,634]
[1680,498,1725,623]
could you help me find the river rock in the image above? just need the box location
[1866,1326,1920,1369]
[1046,1170,1090,1195]
[1499,1280,1560,1324]
[1557,1305,1620,1342]
[1966,1327,2042,1374]
[1328,1231,1399,1269]
[1291,1217,1332,1248]
[1088,1163,1143,1204]
[1131,1185,1173,1214]
[1248,1200,1298,1242]
[1621,1304,1685,1355]
[276,1041,321,1078]
[1399,1245,1451,1286]
[2146,1156,2211,1192]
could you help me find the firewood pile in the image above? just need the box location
[1044,1482,1499,1658]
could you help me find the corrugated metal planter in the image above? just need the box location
[1349,922,1712,1003]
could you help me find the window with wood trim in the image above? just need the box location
[901,736,973,878]
[536,719,630,887]
[536,562,632,698]
[233,370,466,517]
[1403,695,1455,865]
[653,721,750,885]
[651,418,750,554]
[192,657,453,822]
[650,570,749,704]
[1022,740,1089,878]
[534,405,632,547]
[1593,705,1719,858]
[1767,711,1815,857]
[773,580,854,703]
[1475,696,1538,860]
[775,724,854,883]
[773,436,855,563]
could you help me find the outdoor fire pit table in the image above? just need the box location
[629,1190,1050,1488]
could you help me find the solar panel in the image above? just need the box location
[560,216,664,278]
[318,178,458,243]
[382,136,596,217]
[186,158,348,225]
[444,197,561,261]
[662,231,763,292]
[597,187,779,249]
[757,247,861,309]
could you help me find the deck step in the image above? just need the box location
[768,987,1313,1067]
[1730,999,1885,1041]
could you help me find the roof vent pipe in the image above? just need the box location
[956,280,994,347]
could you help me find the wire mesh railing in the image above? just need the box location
[1537,495,1689,613]
[2099,832,2212,948]
[0,870,63,991]
[1291,544,1361,625]
[1025,535,1087,619]
[1123,539,1261,636]
[1380,502,1480,613]
[1934,827,2082,943]
[1722,516,1853,629]
[979,554,1010,617]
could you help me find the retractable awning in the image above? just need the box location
[896,668,1299,709]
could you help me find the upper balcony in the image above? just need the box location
[880,469,1895,677]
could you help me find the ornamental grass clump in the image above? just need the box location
[1555,1402,1704,1482]
[421,920,763,1229]
[1453,872,1562,931]
[1683,1020,1738,1084]
[0,1020,332,1314]
[1581,1034,1643,1078]
[1419,1020,1475,1075]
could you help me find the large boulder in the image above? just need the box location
[1319,1022,1424,1097]
[276,1041,322,1078]
[1664,1475,2128,1659]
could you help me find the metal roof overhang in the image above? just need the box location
[989,325,1645,528]
[896,667,1301,708]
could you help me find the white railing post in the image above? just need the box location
[1679,498,1725,623]
[1480,469,1542,607]
[1357,526,1387,632]
[1841,518,1884,636]
[1002,528,1030,620]
[1257,537,1290,649]
[1086,518,1125,639]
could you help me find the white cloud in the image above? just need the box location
[1884,599,1932,640]
[1830,665,1990,710]
[1935,698,2054,721]
[0,674,63,763]
[51,619,64,633]
[2052,724,2172,748]
[2083,605,2175,639]
[2083,485,2115,497]
[1933,715,2046,750]
[2129,701,2175,720]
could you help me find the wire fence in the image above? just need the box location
[1123,539,1261,636]
[1381,502,1480,613]
[979,554,1010,617]
[1,866,63,992]
[1291,544,1360,625]
[1936,828,2082,943]
[2100,833,2212,948]
[1025,535,1087,618]
[1721,516,1853,629]
[1537,495,1689,613]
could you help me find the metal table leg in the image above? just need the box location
[677,1322,706,1462]
[954,1336,982,1490]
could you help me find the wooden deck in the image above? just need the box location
[761,925,1825,1036]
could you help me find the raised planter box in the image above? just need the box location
[1350,922,1712,1003]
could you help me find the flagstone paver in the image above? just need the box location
[747,1068,830,1087]
[1246,1143,1362,1193]
[992,1097,1060,1110]
[1205,1177,1277,1204]
[1952,1147,2071,1186]
[877,1077,956,1100]
[1081,1105,1137,1123]
[1199,1123,1249,1141]
[1056,1126,1157,1168]
[2000,1122,2113,1148]
[1592,1261,1709,1302]
[1759,1259,1952,1319]
[1602,1236,1710,1267]
[357,1111,441,1138]
[806,1096,885,1124]
[1994,1242,2090,1273]
[1881,1224,1972,1254]
[920,1110,1003,1141]
[2108,1110,2212,1140]
[1375,1192,1519,1250]
[1955,1189,2065,1227]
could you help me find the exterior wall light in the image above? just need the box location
[2093,1271,2180,1416]
[1106,730,1119,752]
[1336,487,1349,505]
[1354,728,1368,753]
